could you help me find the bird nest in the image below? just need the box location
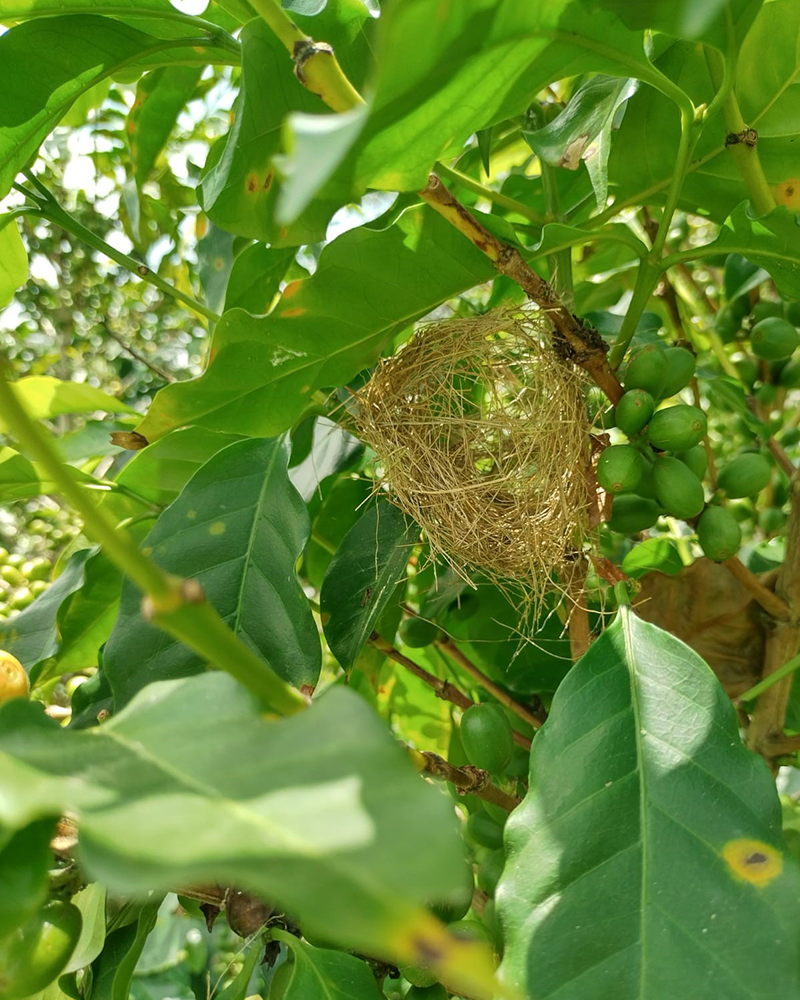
[356,308,590,613]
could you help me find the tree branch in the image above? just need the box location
[101,324,176,383]
[369,634,532,751]
[723,556,791,622]
[404,746,521,812]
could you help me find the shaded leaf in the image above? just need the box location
[196,223,235,316]
[289,417,363,503]
[135,206,494,441]
[63,883,107,974]
[104,437,320,706]
[584,0,762,47]
[0,549,93,674]
[498,606,800,999]
[90,894,162,1000]
[0,446,41,503]
[224,243,295,314]
[0,376,134,432]
[621,538,684,579]
[523,76,638,208]
[128,65,202,188]
[321,502,416,670]
[0,674,468,960]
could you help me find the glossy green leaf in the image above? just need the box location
[90,895,162,1000]
[215,938,263,1000]
[0,218,28,308]
[321,502,416,670]
[135,206,494,441]
[0,446,41,503]
[224,243,295,314]
[104,437,320,706]
[0,16,198,200]
[621,538,684,579]
[298,0,677,204]
[0,549,93,674]
[523,76,638,209]
[676,203,800,299]
[289,417,362,502]
[0,0,199,20]
[0,674,467,958]
[201,7,371,245]
[305,475,373,588]
[128,66,202,188]
[271,930,386,1000]
[498,606,800,998]
[196,223,235,315]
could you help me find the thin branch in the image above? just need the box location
[404,746,521,813]
[565,555,591,662]
[418,175,624,404]
[369,634,532,751]
[723,556,791,621]
[435,636,544,730]
[101,325,175,382]
[434,161,546,225]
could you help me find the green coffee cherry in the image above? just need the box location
[676,445,708,482]
[779,359,800,388]
[759,507,786,535]
[406,986,448,1000]
[735,357,759,387]
[614,390,655,437]
[607,495,660,534]
[466,811,505,850]
[460,704,513,775]
[659,347,696,398]
[696,506,742,561]
[646,404,707,452]
[477,849,505,896]
[785,301,800,326]
[653,457,705,520]
[717,453,771,498]
[399,616,441,648]
[623,345,668,398]
[750,301,783,325]
[596,445,645,495]
[715,304,742,343]
[751,317,799,360]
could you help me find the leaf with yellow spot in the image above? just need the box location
[498,606,800,999]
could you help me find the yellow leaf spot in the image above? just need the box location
[245,173,260,194]
[722,838,783,886]
[281,307,307,318]
[142,546,153,557]
[187,510,197,520]
[771,179,800,210]
[209,521,226,536]
[213,257,225,271]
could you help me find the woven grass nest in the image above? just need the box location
[356,307,590,610]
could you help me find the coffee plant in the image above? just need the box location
[1,1,800,997]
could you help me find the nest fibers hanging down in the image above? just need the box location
[356,307,591,610]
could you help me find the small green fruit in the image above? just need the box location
[399,964,439,989]
[0,548,7,564]
[0,901,82,1000]
[406,986,448,1000]
[30,580,48,598]
[780,427,800,447]
[646,404,707,452]
[460,704,513,775]
[399,616,441,648]
[429,861,474,923]
[653,457,705,520]
[614,390,655,437]
[735,357,759,387]
[785,300,800,326]
[715,303,742,343]
[696,506,742,561]
[0,566,22,587]
[623,345,668,398]
[676,445,708,482]
[6,554,24,569]
[659,347,696,398]
[607,495,660,534]
[751,317,799,360]
[449,919,495,947]
[9,588,34,611]
[466,811,505,850]
[596,445,645,495]
[477,849,505,896]
[756,383,778,406]
[21,558,49,582]
[717,453,771,498]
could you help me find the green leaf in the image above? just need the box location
[215,939,265,1000]
[321,502,416,670]
[90,895,162,1000]
[135,206,494,441]
[0,674,468,959]
[0,549,93,674]
[0,16,199,200]
[0,376,135,431]
[0,217,27,308]
[289,417,362,503]
[201,9,370,245]
[128,66,202,188]
[104,437,320,706]
[63,883,107,975]
[525,221,646,262]
[676,203,800,299]
[522,76,638,209]
[196,223,235,315]
[0,446,41,503]
[298,0,679,204]
[224,243,296,314]
[49,551,122,678]
[497,607,800,998]
[271,930,386,1000]
[0,818,53,937]
[621,538,684,579]
[584,0,762,47]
